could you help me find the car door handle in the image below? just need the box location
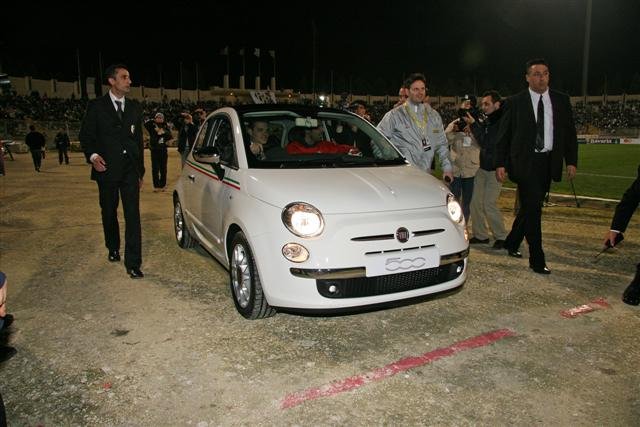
[188,175,195,182]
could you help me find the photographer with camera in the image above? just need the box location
[445,94,480,224]
[144,112,173,191]
[467,90,508,248]
[177,110,199,166]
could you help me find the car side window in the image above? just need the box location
[212,118,237,167]
[192,118,214,153]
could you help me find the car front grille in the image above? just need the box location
[316,261,464,299]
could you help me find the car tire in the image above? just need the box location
[174,197,195,249]
[229,232,276,319]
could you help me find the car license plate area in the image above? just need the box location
[365,246,440,277]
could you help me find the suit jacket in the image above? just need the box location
[79,94,145,182]
[495,89,578,183]
[611,165,640,232]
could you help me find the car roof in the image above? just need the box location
[231,104,354,117]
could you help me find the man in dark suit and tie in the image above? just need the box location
[495,58,578,274]
[79,64,145,278]
[603,165,640,305]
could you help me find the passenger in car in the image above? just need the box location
[286,125,360,155]
[247,120,278,160]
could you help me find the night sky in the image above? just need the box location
[2,0,639,96]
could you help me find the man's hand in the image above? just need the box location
[444,120,458,133]
[567,165,577,180]
[496,167,506,182]
[442,171,454,182]
[464,112,475,125]
[92,154,107,172]
[249,142,263,156]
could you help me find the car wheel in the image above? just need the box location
[174,197,195,248]
[229,232,276,319]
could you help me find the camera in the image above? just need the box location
[456,106,484,131]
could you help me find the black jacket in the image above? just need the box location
[79,94,145,182]
[144,120,173,150]
[25,131,45,151]
[495,89,578,184]
[611,165,640,233]
[470,107,503,171]
[55,132,70,149]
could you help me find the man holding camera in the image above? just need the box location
[467,90,508,248]
[144,112,172,191]
[445,94,480,224]
[378,73,452,181]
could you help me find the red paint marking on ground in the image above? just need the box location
[590,297,610,308]
[279,328,515,410]
[560,297,610,318]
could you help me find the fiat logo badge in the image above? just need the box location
[396,227,410,243]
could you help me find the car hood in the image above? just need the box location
[246,166,449,214]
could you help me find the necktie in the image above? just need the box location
[535,95,544,151]
[115,100,123,121]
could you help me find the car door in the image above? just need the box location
[182,117,216,233]
[194,114,239,260]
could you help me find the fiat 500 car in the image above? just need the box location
[173,104,468,319]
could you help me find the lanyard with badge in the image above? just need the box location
[404,103,430,151]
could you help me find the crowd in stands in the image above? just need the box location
[1,93,639,136]
[573,101,640,133]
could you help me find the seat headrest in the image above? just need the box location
[288,126,307,143]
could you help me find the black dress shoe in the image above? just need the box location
[622,282,640,306]
[0,346,17,363]
[530,265,551,274]
[127,268,144,279]
[108,250,121,262]
[0,314,14,331]
[469,237,490,244]
[506,248,523,258]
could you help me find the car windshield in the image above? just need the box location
[240,110,406,168]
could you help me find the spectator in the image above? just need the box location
[393,85,409,108]
[54,129,71,165]
[145,112,172,191]
[445,95,480,224]
[25,124,46,172]
[469,90,508,248]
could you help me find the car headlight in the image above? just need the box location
[282,202,325,237]
[447,194,464,223]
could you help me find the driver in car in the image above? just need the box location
[286,125,360,155]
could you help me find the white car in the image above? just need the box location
[174,105,468,319]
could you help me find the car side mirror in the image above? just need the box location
[193,146,225,180]
[193,146,221,165]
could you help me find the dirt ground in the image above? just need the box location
[0,150,638,426]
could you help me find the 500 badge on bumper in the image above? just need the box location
[364,246,440,277]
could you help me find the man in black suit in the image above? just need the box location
[603,165,640,305]
[79,64,145,279]
[495,58,578,274]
